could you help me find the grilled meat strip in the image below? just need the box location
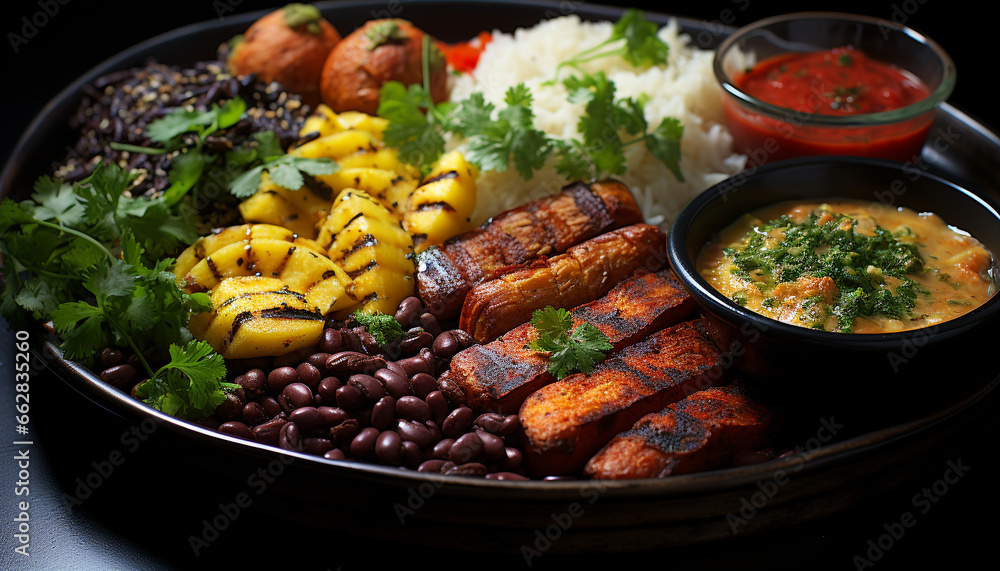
[519,319,727,477]
[438,269,696,414]
[459,223,668,344]
[416,179,642,320]
[584,383,774,479]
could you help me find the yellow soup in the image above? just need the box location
[697,200,996,333]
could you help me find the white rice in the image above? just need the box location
[446,15,746,228]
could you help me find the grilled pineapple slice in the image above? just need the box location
[176,231,354,316]
[318,188,415,316]
[236,172,332,239]
[298,104,388,140]
[189,276,325,359]
[318,167,417,218]
[292,129,420,181]
[404,151,478,253]
[173,224,319,279]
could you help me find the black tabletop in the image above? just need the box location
[3,1,999,570]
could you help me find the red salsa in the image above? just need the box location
[437,32,493,74]
[723,46,936,166]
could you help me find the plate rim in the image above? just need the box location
[6,0,1000,499]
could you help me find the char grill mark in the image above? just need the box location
[416,180,642,320]
[438,268,695,415]
[518,318,728,477]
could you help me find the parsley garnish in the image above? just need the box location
[526,306,613,379]
[133,340,237,420]
[553,9,669,79]
[725,210,928,332]
[1,163,233,419]
[351,310,406,346]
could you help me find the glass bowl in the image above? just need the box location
[714,12,956,167]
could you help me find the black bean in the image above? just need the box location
[100,347,124,369]
[303,437,335,456]
[219,421,252,440]
[437,377,467,407]
[215,391,244,421]
[375,431,403,465]
[410,373,438,400]
[354,407,373,428]
[335,384,365,411]
[350,427,380,459]
[399,331,434,356]
[317,406,349,427]
[442,462,487,477]
[417,459,447,473]
[319,329,343,354]
[242,402,266,426]
[288,406,325,432]
[396,395,432,422]
[267,366,298,392]
[474,413,505,434]
[375,367,411,399]
[430,438,455,460]
[282,382,315,409]
[238,368,266,398]
[100,363,139,391]
[306,352,331,372]
[424,420,443,443]
[425,390,450,425]
[276,393,295,415]
[451,329,476,348]
[330,418,359,446]
[324,448,346,461]
[485,472,530,481]
[442,406,475,439]
[278,422,303,452]
[259,396,282,419]
[418,313,442,337]
[371,396,396,431]
[295,362,322,390]
[349,374,386,403]
[431,331,459,359]
[477,430,506,462]
[396,419,433,448]
[394,296,423,328]
[317,377,342,403]
[499,447,523,472]
[396,347,436,378]
[385,360,408,379]
[401,441,422,468]
[326,351,386,375]
[252,418,286,445]
[449,432,484,464]
[498,415,521,438]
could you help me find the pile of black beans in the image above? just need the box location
[211,296,531,480]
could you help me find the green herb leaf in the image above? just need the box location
[133,340,234,420]
[352,310,406,346]
[527,306,612,379]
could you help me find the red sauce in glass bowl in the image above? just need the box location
[723,46,936,166]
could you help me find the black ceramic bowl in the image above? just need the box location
[667,156,1000,402]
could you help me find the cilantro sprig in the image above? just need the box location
[527,306,613,379]
[133,340,237,420]
[1,163,233,419]
[376,12,684,184]
[113,97,336,204]
[351,310,406,346]
[553,9,670,79]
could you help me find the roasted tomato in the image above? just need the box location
[227,3,342,106]
[319,18,449,115]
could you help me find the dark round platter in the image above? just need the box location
[2,1,1000,569]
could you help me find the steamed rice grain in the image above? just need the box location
[447,15,746,228]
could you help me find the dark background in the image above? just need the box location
[2,1,999,570]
